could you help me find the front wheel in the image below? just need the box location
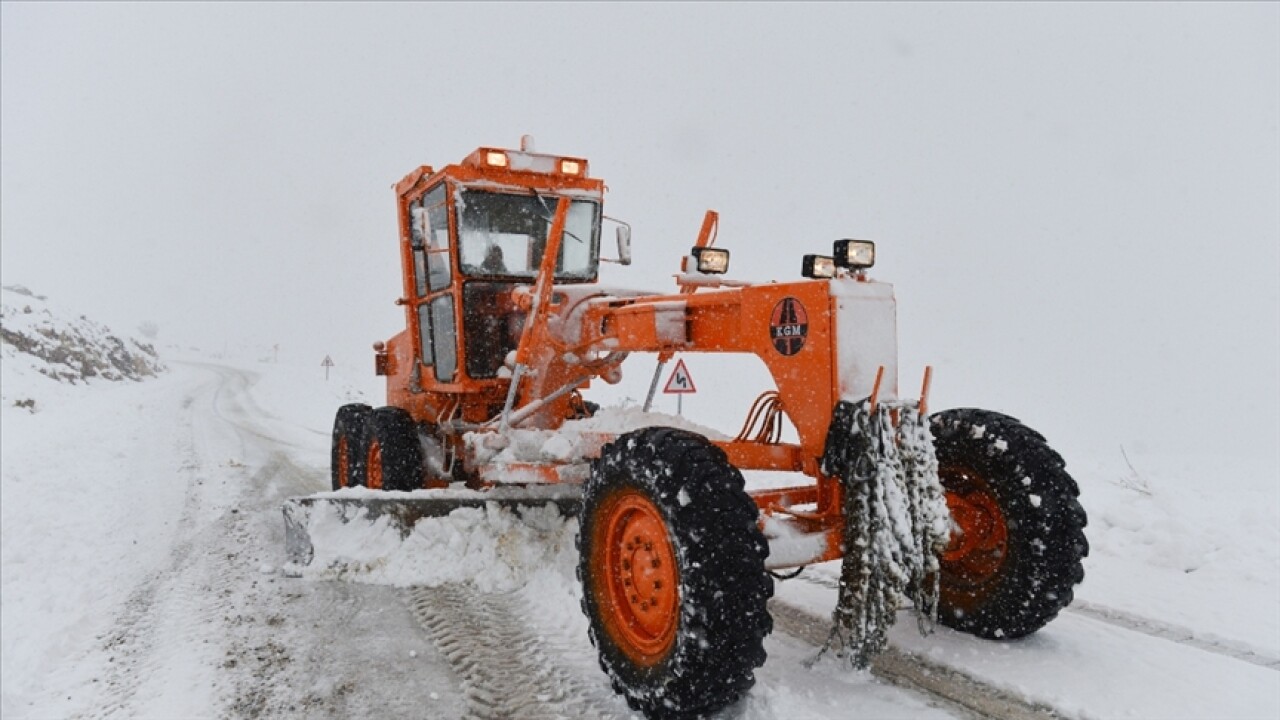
[577,428,772,719]
[931,408,1089,639]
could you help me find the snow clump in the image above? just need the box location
[294,500,578,592]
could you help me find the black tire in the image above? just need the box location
[930,408,1088,639]
[360,406,424,492]
[577,428,772,719]
[331,403,371,491]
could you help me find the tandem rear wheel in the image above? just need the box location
[330,405,424,492]
[330,403,371,491]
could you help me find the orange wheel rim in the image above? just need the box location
[337,437,350,488]
[940,466,1008,587]
[366,440,383,490]
[590,489,679,666]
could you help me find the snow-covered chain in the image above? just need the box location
[821,400,950,669]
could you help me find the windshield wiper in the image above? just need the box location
[533,190,583,244]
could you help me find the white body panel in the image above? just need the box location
[829,278,899,404]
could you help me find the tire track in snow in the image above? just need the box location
[408,584,630,720]
[83,369,308,719]
[70,363,462,719]
[798,571,1280,673]
[1066,600,1280,671]
[767,599,1062,720]
[197,362,319,454]
[193,364,468,718]
[84,379,223,718]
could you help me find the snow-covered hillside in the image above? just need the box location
[1,284,164,395]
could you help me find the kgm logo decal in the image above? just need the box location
[769,297,808,356]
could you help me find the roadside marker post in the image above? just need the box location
[322,355,334,381]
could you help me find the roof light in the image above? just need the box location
[691,246,730,274]
[560,159,581,176]
[802,254,837,279]
[833,239,875,270]
[485,150,509,168]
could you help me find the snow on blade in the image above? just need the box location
[284,493,579,592]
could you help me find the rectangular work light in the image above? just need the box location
[484,150,509,168]
[833,239,875,269]
[802,254,837,279]
[691,247,730,274]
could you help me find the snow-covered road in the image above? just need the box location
[3,359,1278,719]
[3,363,468,718]
[2,362,958,719]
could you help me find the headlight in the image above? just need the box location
[691,247,730,274]
[802,254,837,279]
[833,239,875,269]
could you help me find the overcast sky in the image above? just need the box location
[2,3,1276,470]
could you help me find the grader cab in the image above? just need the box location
[291,141,1088,719]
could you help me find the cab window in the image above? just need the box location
[424,185,451,291]
[455,189,599,282]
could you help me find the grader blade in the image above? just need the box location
[282,485,582,570]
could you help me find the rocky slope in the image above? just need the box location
[0,284,164,386]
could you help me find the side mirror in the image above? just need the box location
[615,225,633,266]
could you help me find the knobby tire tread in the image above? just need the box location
[577,427,773,719]
[362,406,424,492]
[331,403,371,491]
[931,408,1089,639]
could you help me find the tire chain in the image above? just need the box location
[820,400,949,669]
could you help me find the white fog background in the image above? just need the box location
[2,3,1277,478]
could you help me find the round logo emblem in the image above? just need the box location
[770,297,808,356]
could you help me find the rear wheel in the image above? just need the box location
[930,408,1088,639]
[360,407,423,492]
[577,428,772,719]
[330,404,371,491]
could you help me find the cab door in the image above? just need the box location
[406,183,458,386]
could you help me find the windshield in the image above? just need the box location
[456,189,600,281]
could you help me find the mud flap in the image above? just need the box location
[281,487,583,572]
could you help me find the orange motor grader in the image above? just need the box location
[319,142,1088,718]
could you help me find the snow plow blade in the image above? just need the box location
[282,486,582,570]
